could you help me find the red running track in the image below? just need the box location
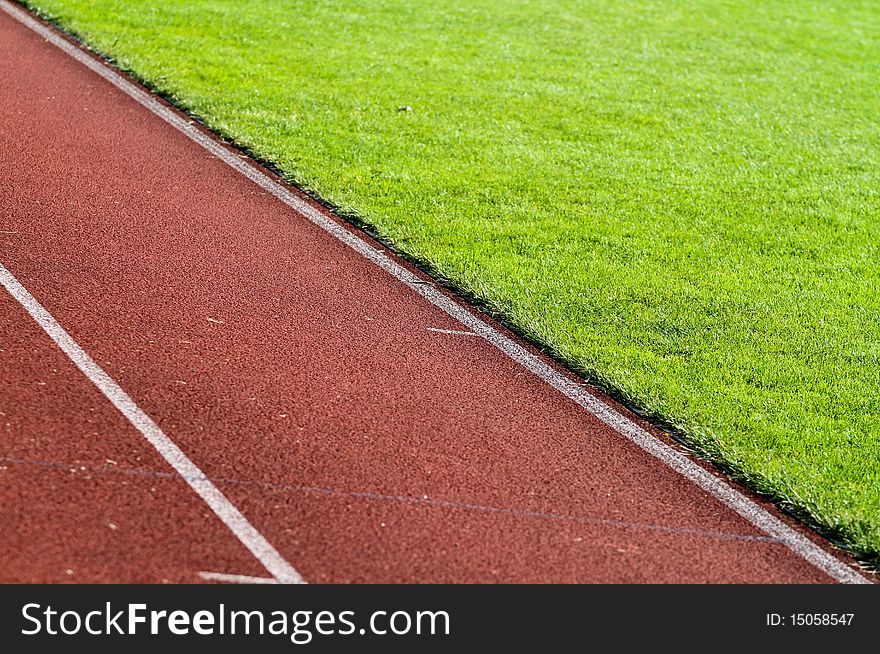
[0,2,871,584]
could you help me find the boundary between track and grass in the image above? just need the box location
[1,0,870,585]
[0,263,304,585]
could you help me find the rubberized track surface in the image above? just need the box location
[0,3,871,584]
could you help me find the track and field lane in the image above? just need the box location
[0,293,275,583]
[0,2,870,584]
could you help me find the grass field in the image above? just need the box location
[19,0,880,566]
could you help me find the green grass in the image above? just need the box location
[20,0,880,567]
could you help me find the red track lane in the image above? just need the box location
[0,7,867,583]
[0,294,267,582]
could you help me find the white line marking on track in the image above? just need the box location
[0,262,304,585]
[426,327,481,337]
[198,571,279,584]
[1,0,870,584]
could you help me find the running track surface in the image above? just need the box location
[0,3,871,584]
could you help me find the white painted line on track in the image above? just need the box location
[427,327,481,337]
[0,262,304,585]
[198,571,279,584]
[1,0,870,584]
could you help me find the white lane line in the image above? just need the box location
[198,571,279,585]
[2,0,869,584]
[0,263,304,585]
[426,327,481,337]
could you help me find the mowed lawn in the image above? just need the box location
[22,0,880,566]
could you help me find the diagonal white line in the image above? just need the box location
[0,263,304,584]
[0,0,870,584]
